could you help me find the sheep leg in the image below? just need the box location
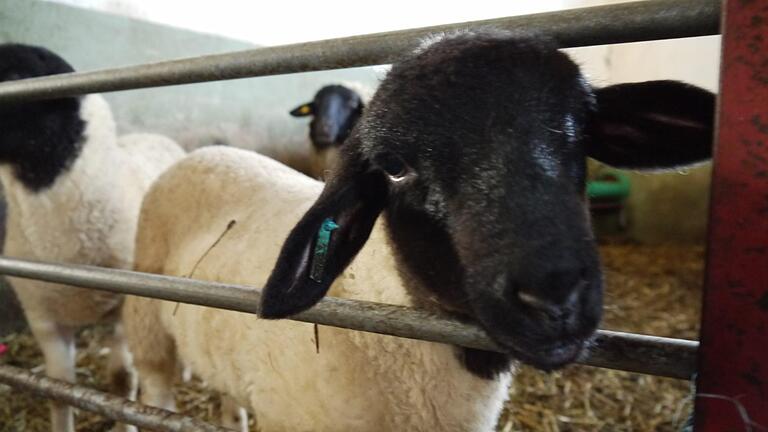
[107,323,136,399]
[130,326,176,411]
[136,359,176,412]
[220,394,248,432]
[107,324,138,432]
[179,362,192,383]
[123,297,177,413]
[30,321,76,432]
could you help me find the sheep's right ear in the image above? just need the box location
[260,153,387,319]
[586,80,715,170]
[290,102,314,117]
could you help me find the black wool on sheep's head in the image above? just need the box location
[262,30,715,378]
[0,44,84,191]
[290,84,364,150]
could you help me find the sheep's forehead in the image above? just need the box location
[355,30,592,182]
[413,29,476,55]
[316,85,359,104]
[373,34,586,117]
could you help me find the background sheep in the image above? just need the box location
[0,44,185,432]
[123,30,714,431]
[289,82,373,179]
[171,82,373,181]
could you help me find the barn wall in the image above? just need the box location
[566,0,720,244]
[606,36,719,244]
[0,0,382,165]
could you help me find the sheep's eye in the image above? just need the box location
[377,153,408,181]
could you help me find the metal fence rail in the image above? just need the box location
[0,364,226,432]
[0,0,719,103]
[0,256,698,380]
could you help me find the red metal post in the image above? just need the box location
[696,0,768,430]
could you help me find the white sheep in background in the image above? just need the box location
[172,82,372,180]
[0,44,185,432]
[289,82,373,179]
[123,30,714,431]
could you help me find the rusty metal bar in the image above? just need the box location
[0,364,225,432]
[0,255,698,379]
[694,0,768,429]
[0,0,720,103]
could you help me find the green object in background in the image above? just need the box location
[588,171,631,238]
[587,172,631,200]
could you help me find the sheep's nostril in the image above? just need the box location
[318,123,336,136]
[517,278,587,320]
[517,291,568,322]
[517,291,552,309]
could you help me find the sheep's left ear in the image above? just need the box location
[290,102,314,117]
[586,80,715,170]
[261,149,387,319]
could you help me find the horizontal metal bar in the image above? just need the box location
[0,0,720,103]
[0,364,225,432]
[0,256,698,379]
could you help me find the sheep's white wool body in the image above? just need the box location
[2,94,183,325]
[1,92,184,432]
[125,146,512,432]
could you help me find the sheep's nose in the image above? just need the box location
[318,122,336,136]
[517,291,573,320]
[514,268,589,319]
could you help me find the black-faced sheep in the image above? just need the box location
[123,30,714,431]
[0,44,185,432]
[290,83,372,179]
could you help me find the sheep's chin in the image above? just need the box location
[497,337,587,372]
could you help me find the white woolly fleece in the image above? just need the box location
[2,94,184,326]
[124,146,512,432]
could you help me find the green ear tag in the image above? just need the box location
[309,218,339,283]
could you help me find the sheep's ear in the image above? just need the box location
[586,80,715,170]
[261,155,387,319]
[290,102,314,117]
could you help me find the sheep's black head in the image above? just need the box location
[263,30,714,377]
[0,44,84,191]
[290,84,364,150]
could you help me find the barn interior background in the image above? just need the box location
[0,0,722,430]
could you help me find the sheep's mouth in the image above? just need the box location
[310,132,340,149]
[479,325,589,371]
[500,337,588,371]
[467,299,596,371]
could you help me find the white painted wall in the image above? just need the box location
[46,0,568,46]
[565,0,720,243]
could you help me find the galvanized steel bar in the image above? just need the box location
[0,256,698,379]
[0,364,225,432]
[0,0,720,103]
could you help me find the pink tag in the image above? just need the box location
[0,343,7,356]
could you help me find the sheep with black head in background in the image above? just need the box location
[123,29,714,432]
[0,44,185,432]
[290,83,372,179]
